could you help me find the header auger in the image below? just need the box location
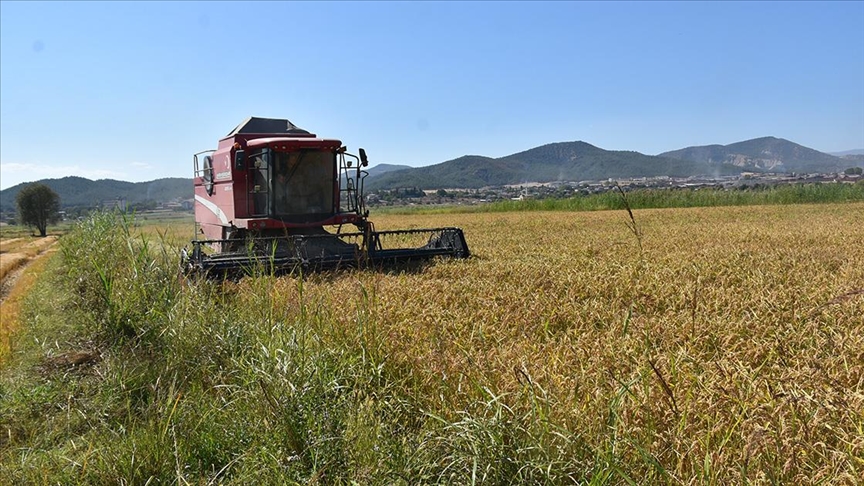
[182,117,469,277]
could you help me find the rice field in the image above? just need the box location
[1,202,862,484]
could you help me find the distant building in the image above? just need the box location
[101,197,127,211]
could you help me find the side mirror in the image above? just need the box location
[203,155,214,196]
[359,148,369,167]
[235,149,246,170]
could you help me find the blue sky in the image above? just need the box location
[1,1,863,190]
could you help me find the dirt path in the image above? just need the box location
[0,237,59,363]
[0,263,27,305]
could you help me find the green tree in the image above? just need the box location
[16,183,60,237]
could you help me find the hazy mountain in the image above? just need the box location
[0,176,192,211]
[366,163,411,176]
[839,154,864,164]
[830,149,864,156]
[366,141,742,190]
[660,137,853,173]
[340,163,412,187]
[829,149,864,165]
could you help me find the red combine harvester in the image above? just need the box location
[182,117,469,276]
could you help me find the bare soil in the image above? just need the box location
[0,262,28,306]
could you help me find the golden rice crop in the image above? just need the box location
[230,203,864,482]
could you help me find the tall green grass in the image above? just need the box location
[59,211,180,344]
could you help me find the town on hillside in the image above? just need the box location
[367,169,863,207]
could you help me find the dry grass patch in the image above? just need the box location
[0,236,58,281]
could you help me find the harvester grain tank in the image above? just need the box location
[182,117,469,275]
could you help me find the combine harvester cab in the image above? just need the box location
[183,117,469,277]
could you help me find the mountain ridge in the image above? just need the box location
[2,136,860,209]
[367,140,743,190]
[0,176,192,212]
[659,136,849,173]
[830,149,864,156]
